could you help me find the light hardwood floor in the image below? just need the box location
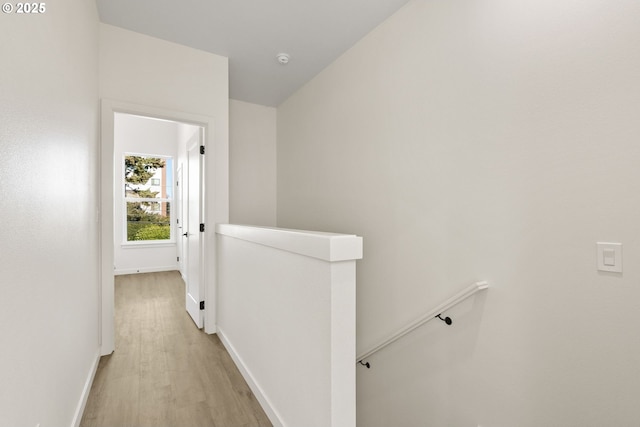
[81,271,272,427]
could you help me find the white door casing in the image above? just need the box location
[100,99,225,355]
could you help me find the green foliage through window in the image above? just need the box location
[131,224,171,241]
[124,155,173,242]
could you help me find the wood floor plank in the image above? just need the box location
[87,374,141,427]
[80,271,272,427]
[138,384,176,427]
[174,401,218,427]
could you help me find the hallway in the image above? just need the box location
[81,271,272,427]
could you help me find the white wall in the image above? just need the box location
[0,0,100,426]
[277,0,640,426]
[216,224,361,427]
[114,113,179,274]
[99,23,229,333]
[99,22,229,243]
[229,99,277,226]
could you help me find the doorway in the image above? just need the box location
[100,100,226,355]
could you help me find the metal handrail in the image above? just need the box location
[357,281,489,365]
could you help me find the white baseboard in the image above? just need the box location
[217,328,285,427]
[71,348,101,427]
[114,266,178,275]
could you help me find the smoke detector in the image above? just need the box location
[276,53,290,65]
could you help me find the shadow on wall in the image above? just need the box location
[357,290,489,427]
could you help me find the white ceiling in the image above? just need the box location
[96,0,411,107]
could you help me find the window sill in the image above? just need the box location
[121,241,176,249]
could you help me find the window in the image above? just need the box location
[124,154,173,242]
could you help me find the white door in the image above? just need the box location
[176,165,185,277]
[185,136,204,327]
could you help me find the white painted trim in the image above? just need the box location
[100,99,227,355]
[100,101,115,356]
[120,242,177,249]
[71,348,101,427]
[215,224,363,262]
[217,329,285,427]
[114,266,179,276]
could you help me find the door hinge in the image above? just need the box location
[177,256,180,262]
[200,223,205,232]
[200,145,205,155]
[200,301,205,310]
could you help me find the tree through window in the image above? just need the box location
[124,154,173,242]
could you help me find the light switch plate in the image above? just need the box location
[597,242,622,273]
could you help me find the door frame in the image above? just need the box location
[100,99,226,355]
